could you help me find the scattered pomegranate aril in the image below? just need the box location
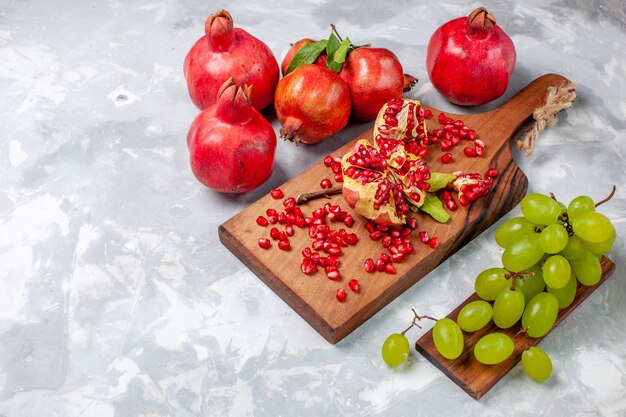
[375,259,386,272]
[258,238,271,249]
[323,155,334,167]
[270,227,281,240]
[369,231,383,241]
[278,240,291,251]
[326,269,341,281]
[428,237,440,248]
[391,253,405,263]
[486,167,499,178]
[440,153,453,164]
[285,224,294,236]
[300,259,317,275]
[320,178,332,189]
[348,279,361,293]
[270,189,284,199]
[336,288,347,302]
[407,217,418,230]
[418,231,430,243]
[463,147,477,157]
[256,216,269,227]
[364,258,375,273]
[384,263,396,274]
[475,146,485,156]
[445,199,458,211]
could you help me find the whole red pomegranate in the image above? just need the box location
[187,78,276,193]
[184,10,279,111]
[426,7,516,106]
[281,38,327,75]
[339,47,417,121]
[274,64,351,144]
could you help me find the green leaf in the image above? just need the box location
[333,37,353,64]
[426,172,457,192]
[325,33,342,72]
[286,40,327,74]
[419,193,451,223]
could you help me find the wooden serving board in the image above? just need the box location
[219,73,570,344]
[415,257,616,400]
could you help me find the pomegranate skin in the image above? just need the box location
[187,79,276,193]
[275,64,351,144]
[281,38,327,75]
[184,10,279,111]
[339,48,409,121]
[426,8,516,106]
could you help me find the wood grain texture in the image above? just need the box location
[415,257,616,400]
[219,74,571,344]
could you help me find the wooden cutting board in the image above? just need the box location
[415,256,615,400]
[219,73,570,344]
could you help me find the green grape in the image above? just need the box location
[520,193,562,225]
[547,271,577,309]
[502,233,545,272]
[539,223,569,254]
[542,255,572,289]
[381,333,411,367]
[571,212,614,243]
[561,235,585,260]
[457,300,493,332]
[522,292,559,338]
[493,288,526,329]
[583,227,616,255]
[571,250,602,286]
[495,217,537,248]
[474,333,515,365]
[475,268,512,301]
[521,346,552,382]
[515,265,546,303]
[432,318,464,360]
[567,195,595,220]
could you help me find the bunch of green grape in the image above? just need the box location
[471,191,616,380]
[381,190,615,382]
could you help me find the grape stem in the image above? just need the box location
[400,308,439,335]
[595,185,616,207]
[295,185,343,205]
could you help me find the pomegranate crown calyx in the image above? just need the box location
[466,7,496,37]
[206,9,235,50]
[216,77,253,122]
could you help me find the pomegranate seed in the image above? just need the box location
[451,136,461,145]
[391,253,405,263]
[380,253,391,263]
[463,147,477,157]
[424,109,432,119]
[382,236,392,248]
[475,139,485,148]
[300,259,317,275]
[270,189,284,199]
[428,237,440,248]
[440,153,453,164]
[459,195,469,206]
[346,233,358,245]
[468,130,477,141]
[336,288,347,302]
[400,227,411,237]
[327,246,343,257]
[283,197,296,212]
[334,173,344,183]
[364,222,376,233]
[344,215,354,228]
[320,178,332,189]
[270,227,281,240]
[375,259,386,272]
[376,224,389,232]
[475,146,485,156]
[327,269,341,281]
[369,230,383,241]
[384,263,396,274]
[331,162,342,174]
[285,224,294,236]
[407,217,418,230]
[277,212,287,224]
[440,139,452,151]
[418,231,430,243]
[326,256,340,267]
[438,112,447,124]
[258,238,271,249]
[348,279,361,293]
[256,216,269,227]
[323,155,334,167]
[400,243,415,254]
[445,199,458,211]
[278,240,291,251]
[486,167,499,178]
[364,258,375,273]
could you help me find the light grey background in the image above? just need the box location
[0,0,625,416]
